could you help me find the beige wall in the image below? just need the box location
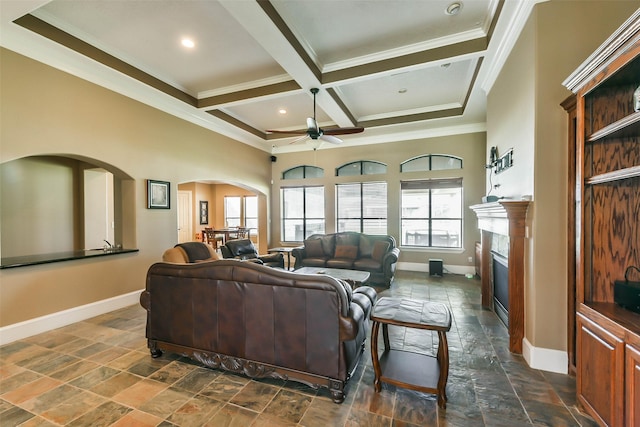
[0,48,272,326]
[487,1,638,353]
[1,156,78,257]
[271,133,487,270]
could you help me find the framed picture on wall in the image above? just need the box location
[147,179,170,209]
[200,201,209,224]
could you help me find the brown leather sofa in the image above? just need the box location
[292,232,400,287]
[140,259,377,403]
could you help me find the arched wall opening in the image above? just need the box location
[0,155,136,261]
[177,180,269,254]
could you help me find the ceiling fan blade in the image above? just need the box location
[288,134,310,145]
[266,129,308,135]
[322,126,365,135]
[319,134,343,144]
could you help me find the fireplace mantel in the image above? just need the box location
[470,200,530,354]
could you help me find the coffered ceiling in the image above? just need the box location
[0,0,543,153]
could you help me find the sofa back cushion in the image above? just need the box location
[305,238,325,257]
[371,240,391,262]
[334,245,358,259]
[335,232,360,248]
[225,239,257,257]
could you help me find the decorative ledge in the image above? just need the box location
[0,248,139,269]
[469,201,530,237]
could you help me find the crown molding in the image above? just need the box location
[480,0,547,94]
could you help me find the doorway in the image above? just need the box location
[177,190,192,243]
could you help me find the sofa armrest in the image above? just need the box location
[139,290,150,310]
[340,299,366,341]
[382,247,400,268]
[291,245,306,269]
[258,252,284,268]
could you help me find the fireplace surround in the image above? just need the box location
[470,201,530,354]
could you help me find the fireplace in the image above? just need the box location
[470,200,530,354]
[492,252,509,327]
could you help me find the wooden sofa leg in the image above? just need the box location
[329,380,345,403]
[149,342,163,358]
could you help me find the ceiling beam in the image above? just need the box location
[218,0,357,127]
[198,80,300,109]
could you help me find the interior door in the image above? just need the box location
[84,168,114,249]
[177,190,192,243]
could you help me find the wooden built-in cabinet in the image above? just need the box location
[627,339,640,427]
[563,10,640,427]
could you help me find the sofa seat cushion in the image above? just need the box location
[353,258,383,272]
[302,257,329,267]
[327,258,355,269]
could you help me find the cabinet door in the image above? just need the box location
[627,344,640,427]
[577,313,625,427]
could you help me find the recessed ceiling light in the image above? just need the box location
[181,38,195,49]
[446,2,462,15]
[278,109,287,115]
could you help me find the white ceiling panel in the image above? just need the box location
[0,0,541,152]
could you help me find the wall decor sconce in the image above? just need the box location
[486,147,513,174]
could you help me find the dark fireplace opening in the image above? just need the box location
[492,252,509,327]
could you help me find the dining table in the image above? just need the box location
[202,228,251,245]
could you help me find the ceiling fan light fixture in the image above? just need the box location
[181,38,195,49]
[308,139,322,150]
[446,2,462,16]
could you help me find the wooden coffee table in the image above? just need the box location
[370,297,452,408]
[294,266,370,288]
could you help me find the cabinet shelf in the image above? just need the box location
[583,302,640,337]
[587,111,640,142]
[586,164,640,184]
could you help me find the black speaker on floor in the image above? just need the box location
[429,259,443,277]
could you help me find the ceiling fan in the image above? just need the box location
[267,88,364,145]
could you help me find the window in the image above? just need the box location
[281,186,324,241]
[282,165,324,179]
[336,161,387,176]
[224,196,241,227]
[400,178,462,248]
[401,155,462,172]
[336,182,387,234]
[244,196,257,236]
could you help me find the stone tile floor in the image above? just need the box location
[0,271,598,426]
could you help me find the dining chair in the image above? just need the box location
[204,229,224,250]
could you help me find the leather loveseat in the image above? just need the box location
[292,232,400,287]
[140,259,377,403]
[220,238,284,268]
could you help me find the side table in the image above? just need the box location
[370,297,452,408]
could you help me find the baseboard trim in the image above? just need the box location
[0,290,143,346]
[398,261,475,276]
[522,338,568,374]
